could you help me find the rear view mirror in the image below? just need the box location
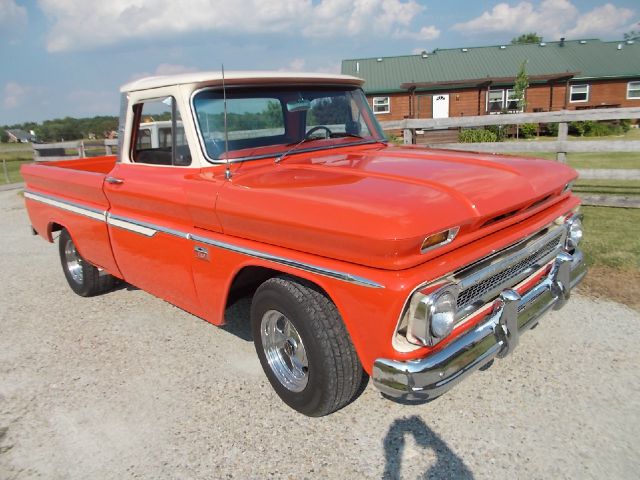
[286,99,311,112]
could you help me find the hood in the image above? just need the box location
[215,145,577,270]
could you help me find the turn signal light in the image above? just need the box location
[420,227,459,254]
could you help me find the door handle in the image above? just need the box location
[105,176,124,185]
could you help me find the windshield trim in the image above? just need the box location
[189,85,386,165]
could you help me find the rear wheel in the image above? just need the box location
[58,229,118,297]
[251,276,366,416]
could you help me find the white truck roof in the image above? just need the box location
[120,71,364,93]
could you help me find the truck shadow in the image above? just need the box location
[221,295,253,342]
[382,415,474,479]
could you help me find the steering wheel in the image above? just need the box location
[305,125,333,139]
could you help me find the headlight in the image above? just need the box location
[566,216,583,250]
[406,285,458,346]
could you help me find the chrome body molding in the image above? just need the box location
[24,189,382,289]
[24,191,106,222]
[190,234,384,289]
[106,213,189,239]
[373,249,586,401]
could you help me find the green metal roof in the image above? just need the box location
[341,39,640,93]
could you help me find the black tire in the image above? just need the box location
[58,229,118,297]
[251,275,365,416]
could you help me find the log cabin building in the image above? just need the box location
[341,39,640,124]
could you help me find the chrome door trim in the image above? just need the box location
[190,234,384,289]
[106,214,157,237]
[24,189,383,289]
[24,190,107,222]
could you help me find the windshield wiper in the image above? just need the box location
[275,133,369,164]
[275,137,315,164]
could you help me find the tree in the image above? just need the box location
[511,33,542,44]
[512,60,529,112]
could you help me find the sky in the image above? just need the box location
[1,0,638,125]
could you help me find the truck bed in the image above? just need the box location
[21,155,122,276]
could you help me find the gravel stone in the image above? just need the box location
[1,189,639,479]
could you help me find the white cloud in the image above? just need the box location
[566,4,635,38]
[37,0,428,52]
[304,0,424,38]
[393,25,440,41]
[0,0,27,37]
[452,0,636,40]
[279,59,307,72]
[277,59,340,74]
[3,82,30,109]
[128,64,198,82]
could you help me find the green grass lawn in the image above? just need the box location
[581,206,640,269]
[579,205,640,311]
[574,179,640,196]
[0,159,31,184]
[1,143,33,183]
[509,151,640,169]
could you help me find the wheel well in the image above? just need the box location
[47,222,65,242]
[224,266,331,312]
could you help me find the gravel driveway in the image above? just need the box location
[1,188,639,479]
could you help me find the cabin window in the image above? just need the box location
[372,97,390,114]
[506,89,523,112]
[487,89,505,113]
[570,85,589,103]
[627,81,640,99]
[486,88,523,113]
[131,96,191,166]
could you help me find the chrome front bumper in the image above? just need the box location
[372,249,587,401]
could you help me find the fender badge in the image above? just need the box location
[194,245,209,261]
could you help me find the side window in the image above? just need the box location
[132,96,191,166]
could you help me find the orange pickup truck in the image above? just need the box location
[22,72,586,416]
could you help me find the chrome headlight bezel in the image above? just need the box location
[565,214,583,250]
[406,284,459,347]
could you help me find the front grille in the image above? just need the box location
[457,234,561,310]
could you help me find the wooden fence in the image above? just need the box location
[380,107,640,208]
[32,139,118,161]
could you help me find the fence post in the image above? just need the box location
[105,140,112,156]
[403,128,413,145]
[79,141,86,158]
[2,159,9,184]
[556,122,568,162]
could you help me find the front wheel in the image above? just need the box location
[58,229,118,297]
[251,276,366,416]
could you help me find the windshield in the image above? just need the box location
[192,86,385,162]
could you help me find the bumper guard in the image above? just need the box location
[372,249,587,401]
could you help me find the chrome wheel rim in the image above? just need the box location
[64,239,83,284]
[260,310,309,392]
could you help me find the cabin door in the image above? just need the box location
[432,94,450,118]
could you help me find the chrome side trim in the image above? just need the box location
[190,234,384,289]
[24,191,106,222]
[106,213,189,239]
[106,214,157,237]
[25,190,383,289]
